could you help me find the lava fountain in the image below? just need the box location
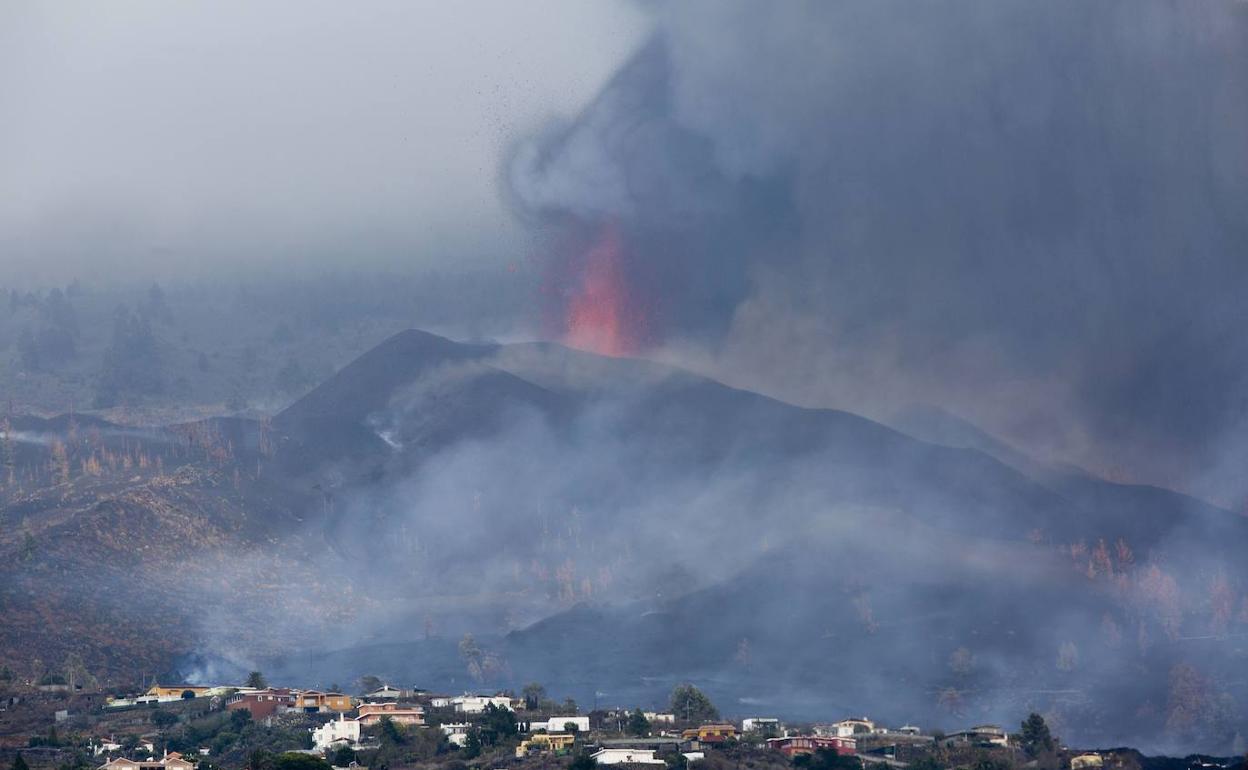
[560,223,648,357]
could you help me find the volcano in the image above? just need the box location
[3,330,1247,753]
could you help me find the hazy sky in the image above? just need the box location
[0,0,648,283]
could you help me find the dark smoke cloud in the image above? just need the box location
[508,0,1248,505]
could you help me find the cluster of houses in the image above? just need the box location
[95,683,1024,769]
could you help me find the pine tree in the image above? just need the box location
[1020,713,1054,758]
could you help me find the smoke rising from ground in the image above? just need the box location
[166,338,1248,753]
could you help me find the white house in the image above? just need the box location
[533,716,590,733]
[742,718,784,735]
[364,685,405,700]
[644,713,676,725]
[94,740,123,756]
[819,718,879,738]
[312,714,361,751]
[591,749,666,765]
[448,695,512,714]
[440,723,472,747]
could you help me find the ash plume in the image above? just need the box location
[507,0,1248,505]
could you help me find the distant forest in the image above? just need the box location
[0,271,526,421]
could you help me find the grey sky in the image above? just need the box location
[0,0,648,283]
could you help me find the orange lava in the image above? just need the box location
[563,223,643,357]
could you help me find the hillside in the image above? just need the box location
[2,330,1246,752]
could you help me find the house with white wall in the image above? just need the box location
[532,716,589,733]
[591,748,666,765]
[312,714,361,751]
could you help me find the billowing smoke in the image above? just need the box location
[507,0,1248,505]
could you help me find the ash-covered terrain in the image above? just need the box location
[3,330,1245,753]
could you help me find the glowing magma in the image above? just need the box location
[563,223,645,357]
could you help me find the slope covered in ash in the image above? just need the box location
[247,331,1248,753]
[4,330,1245,750]
[274,331,1247,554]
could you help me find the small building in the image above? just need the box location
[682,724,739,744]
[94,739,124,756]
[363,686,406,700]
[99,752,195,770]
[146,685,214,699]
[768,736,857,757]
[820,719,878,738]
[516,733,577,758]
[356,702,425,727]
[532,716,590,733]
[742,718,784,737]
[313,714,362,752]
[1071,755,1103,770]
[440,723,472,747]
[644,712,676,725]
[591,748,666,765]
[295,691,354,713]
[444,694,513,714]
[943,725,1008,748]
[226,688,296,719]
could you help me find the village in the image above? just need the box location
[0,675,1232,770]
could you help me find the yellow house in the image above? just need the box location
[516,733,577,758]
[295,690,354,712]
[682,724,739,743]
[146,685,214,698]
[1071,755,1104,770]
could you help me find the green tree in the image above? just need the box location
[971,758,1012,770]
[151,710,179,729]
[246,671,267,689]
[908,757,947,770]
[357,676,384,695]
[379,715,405,745]
[569,752,598,770]
[669,684,719,723]
[271,754,330,770]
[330,746,355,768]
[17,328,40,371]
[462,729,481,759]
[793,749,860,770]
[230,709,253,730]
[94,306,164,407]
[478,703,518,745]
[12,753,30,770]
[627,708,651,737]
[247,750,272,770]
[181,690,196,700]
[522,683,547,710]
[1020,713,1054,758]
